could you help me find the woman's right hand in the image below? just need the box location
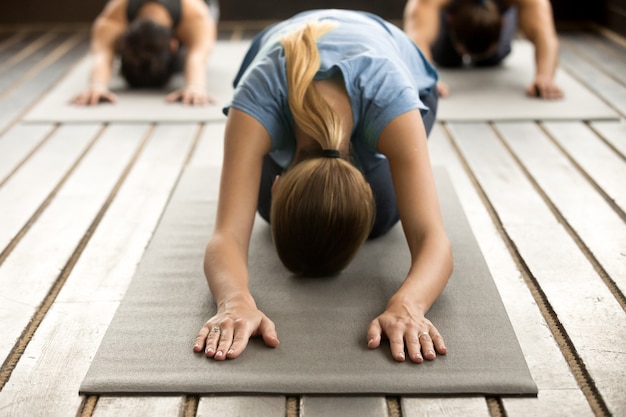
[193,301,280,360]
[71,85,118,106]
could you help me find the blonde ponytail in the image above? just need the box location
[281,20,341,150]
[271,20,375,276]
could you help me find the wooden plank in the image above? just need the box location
[542,121,626,216]
[188,122,225,168]
[0,123,54,184]
[418,124,591,416]
[495,121,626,297]
[0,33,88,134]
[0,123,143,364]
[590,120,626,159]
[0,32,46,71]
[0,32,67,96]
[300,397,388,417]
[0,124,100,256]
[197,396,286,417]
[560,32,626,86]
[448,122,626,416]
[559,47,626,117]
[0,124,197,417]
[402,397,489,417]
[92,396,185,417]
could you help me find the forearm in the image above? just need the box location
[390,231,452,315]
[184,50,208,89]
[403,0,443,62]
[89,52,114,87]
[519,0,560,79]
[204,234,256,309]
[533,32,559,80]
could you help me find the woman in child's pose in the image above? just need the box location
[194,9,452,363]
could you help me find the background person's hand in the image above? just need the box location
[367,302,447,363]
[71,85,118,106]
[193,301,279,360]
[166,85,215,106]
[526,75,563,100]
[436,80,450,98]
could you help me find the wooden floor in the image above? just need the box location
[0,22,624,417]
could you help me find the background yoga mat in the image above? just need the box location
[22,41,251,123]
[80,166,537,396]
[24,39,617,123]
[436,40,618,121]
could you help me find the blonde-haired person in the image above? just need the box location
[404,0,563,99]
[193,9,453,363]
[72,0,219,106]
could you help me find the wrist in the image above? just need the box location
[184,83,206,92]
[90,82,108,91]
[217,292,256,311]
[387,292,428,316]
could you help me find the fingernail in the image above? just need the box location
[397,352,405,360]
[205,347,214,354]
[227,349,234,355]
[215,350,223,358]
[428,350,435,357]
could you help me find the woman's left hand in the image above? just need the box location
[367,301,447,363]
[166,85,215,106]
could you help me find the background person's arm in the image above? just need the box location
[72,2,126,106]
[193,109,280,360]
[513,0,563,99]
[368,109,453,363]
[403,0,451,96]
[167,0,217,105]
[403,0,449,63]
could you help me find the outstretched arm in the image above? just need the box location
[514,0,563,99]
[403,0,449,62]
[72,1,125,106]
[403,0,451,97]
[193,109,279,360]
[167,0,217,105]
[368,109,453,363]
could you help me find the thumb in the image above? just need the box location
[258,316,280,348]
[367,319,382,349]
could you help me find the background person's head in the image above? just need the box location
[270,20,375,277]
[449,0,502,59]
[119,18,178,88]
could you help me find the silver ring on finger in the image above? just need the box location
[418,331,429,339]
[211,326,221,333]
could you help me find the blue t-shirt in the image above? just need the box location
[225,9,438,170]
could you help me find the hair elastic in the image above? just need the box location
[320,149,341,158]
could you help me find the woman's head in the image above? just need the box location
[271,157,375,276]
[450,0,502,59]
[119,18,178,88]
[270,20,375,276]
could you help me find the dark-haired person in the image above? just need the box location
[72,0,218,106]
[193,10,453,364]
[404,0,563,99]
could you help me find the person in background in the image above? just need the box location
[193,9,452,364]
[404,0,563,99]
[72,0,218,106]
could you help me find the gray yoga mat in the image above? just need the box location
[436,40,618,121]
[80,165,537,396]
[25,39,617,123]
[22,41,250,123]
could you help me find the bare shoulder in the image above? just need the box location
[505,0,549,8]
[97,0,128,21]
[180,0,214,20]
